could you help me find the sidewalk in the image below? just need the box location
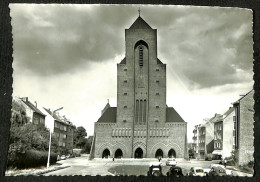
[226,166,253,175]
[5,162,70,176]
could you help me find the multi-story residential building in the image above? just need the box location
[233,89,254,165]
[42,108,76,154]
[19,97,46,127]
[192,125,199,158]
[222,107,235,159]
[197,114,221,160]
[213,118,223,160]
[198,125,206,159]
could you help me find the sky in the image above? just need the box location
[10,4,254,142]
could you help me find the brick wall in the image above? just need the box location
[238,90,254,165]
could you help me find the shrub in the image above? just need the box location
[14,150,57,169]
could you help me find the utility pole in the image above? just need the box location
[47,107,63,168]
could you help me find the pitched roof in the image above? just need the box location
[101,102,111,115]
[233,89,254,104]
[223,107,235,119]
[21,100,46,116]
[166,107,185,123]
[157,58,163,64]
[129,16,153,29]
[43,108,63,122]
[97,107,117,123]
[120,57,126,64]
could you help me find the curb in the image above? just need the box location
[38,165,70,175]
[6,165,70,176]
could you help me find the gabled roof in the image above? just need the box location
[209,114,223,123]
[21,100,46,116]
[223,107,235,119]
[43,108,73,126]
[157,58,163,64]
[43,108,63,122]
[120,57,126,64]
[101,102,111,115]
[97,107,117,123]
[166,107,185,123]
[129,16,153,29]
[233,89,254,104]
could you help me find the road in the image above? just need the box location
[43,155,253,177]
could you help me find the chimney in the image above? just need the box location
[34,101,37,108]
[26,97,28,102]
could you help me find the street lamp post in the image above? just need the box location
[47,107,63,168]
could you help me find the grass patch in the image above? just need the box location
[108,165,172,176]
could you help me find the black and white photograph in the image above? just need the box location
[6,4,254,177]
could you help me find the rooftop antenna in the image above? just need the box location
[138,7,141,17]
[107,99,109,104]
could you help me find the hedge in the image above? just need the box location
[15,149,57,169]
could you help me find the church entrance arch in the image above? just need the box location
[155,149,163,158]
[114,149,123,159]
[134,147,143,158]
[168,149,176,158]
[102,149,110,159]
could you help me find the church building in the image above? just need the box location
[90,14,188,159]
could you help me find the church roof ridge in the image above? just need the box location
[129,16,153,29]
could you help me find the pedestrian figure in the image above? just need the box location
[158,157,161,162]
[113,157,114,162]
[224,159,227,168]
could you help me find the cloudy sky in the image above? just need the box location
[10,4,253,142]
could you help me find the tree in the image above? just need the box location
[85,136,93,154]
[73,126,87,149]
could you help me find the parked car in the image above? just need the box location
[60,155,66,160]
[188,167,205,177]
[166,158,177,166]
[70,154,75,158]
[66,154,71,159]
[205,156,212,161]
[208,166,227,176]
[204,164,225,176]
[166,166,184,177]
[147,162,163,176]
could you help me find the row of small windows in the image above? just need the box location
[121,119,160,123]
[139,47,143,66]
[124,105,159,109]
[123,68,160,71]
[123,80,160,83]
[123,92,159,95]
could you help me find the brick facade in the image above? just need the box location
[233,90,254,165]
[91,16,187,159]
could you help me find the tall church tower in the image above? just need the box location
[117,15,166,157]
[92,14,187,159]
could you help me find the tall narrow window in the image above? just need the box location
[139,47,143,66]
[136,100,139,124]
[143,100,147,124]
[139,100,143,124]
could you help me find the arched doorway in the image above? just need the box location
[155,149,163,158]
[114,149,123,159]
[102,149,110,158]
[168,149,176,158]
[134,147,143,158]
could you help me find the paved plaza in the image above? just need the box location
[43,154,253,177]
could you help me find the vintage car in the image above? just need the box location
[60,155,66,160]
[204,164,226,176]
[147,162,163,176]
[166,158,177,166]
[208,166,227,176]
[188,167,205,177]
[166,166,184,177]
